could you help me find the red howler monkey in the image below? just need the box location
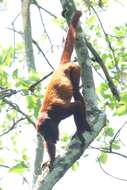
[36,10,91,169]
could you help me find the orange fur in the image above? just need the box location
[38,11,82,114]
[39,63,77,112]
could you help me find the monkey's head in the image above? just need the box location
[36,111,59,143]
[36,112,59,132]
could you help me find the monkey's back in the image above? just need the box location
[42,63,74,111]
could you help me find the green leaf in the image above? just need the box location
[16,78,30,89]
[101,0,109,5]
[114,94,127,116]
[117,40,123,46]
[86,16,96,27]
[71,161,79,171]
[29,70,41,81]
[22,148,29,161]
[0,70,8,86]
[61,133,70,142]
[12,69,18,79]
[27,96,34,109]
[99,152,108,164]
[121,94,127,104]
[53,17,65,28]
[115,104,127,116]
[9,161,28,174]
[27,95,38,110]
[112,143,120,150]
[105,127,114,137]
[98,82,108,91]
[34,105,40,118]
[102,53,109,61]
[95,26,102,37]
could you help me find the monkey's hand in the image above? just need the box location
[29,84,36,92]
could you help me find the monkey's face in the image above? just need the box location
[37,117,59,143]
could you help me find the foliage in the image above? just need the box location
[82,1,127,167]
[0,44,42,178]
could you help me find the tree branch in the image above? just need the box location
[0,117,25,137]
[29,71,53,92]
[0,87,21,99]
[85,39,120,101]
[32,133,44,187]
[32,40,55,70]
[32,0,57,19]
[90,145,127,160]
[3,98,35,127]
[0,164,10,169]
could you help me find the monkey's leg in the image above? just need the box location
[70,66,91,132]
[48,101,83,120]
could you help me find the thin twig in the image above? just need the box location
[91,61,106,81]
[85,0,120,73]
[97,156,127,181]
[33,0,54,49]
[0,164,10,169]
[108,33,127,39]
[11,12,21,24]
[3,98,35,127]
[38,7,53,49]
[85,39,120,101]
[10,12,21,61]
[29,71,54,92]
[0,88,22,99]
[11,22,16,60]
[90,145,127,159]
[7,27,23,36]
[90,4,120,73]
[32,0,57,19]
[110,121,127,151]
[0,117,25,137]
[32,40,54,70]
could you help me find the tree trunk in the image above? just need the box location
[21,0,35,71]
[21,0,44,188]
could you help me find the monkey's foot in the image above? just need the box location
[42,161,53,171]
[86,126,93,132]
[71,131,85,143]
